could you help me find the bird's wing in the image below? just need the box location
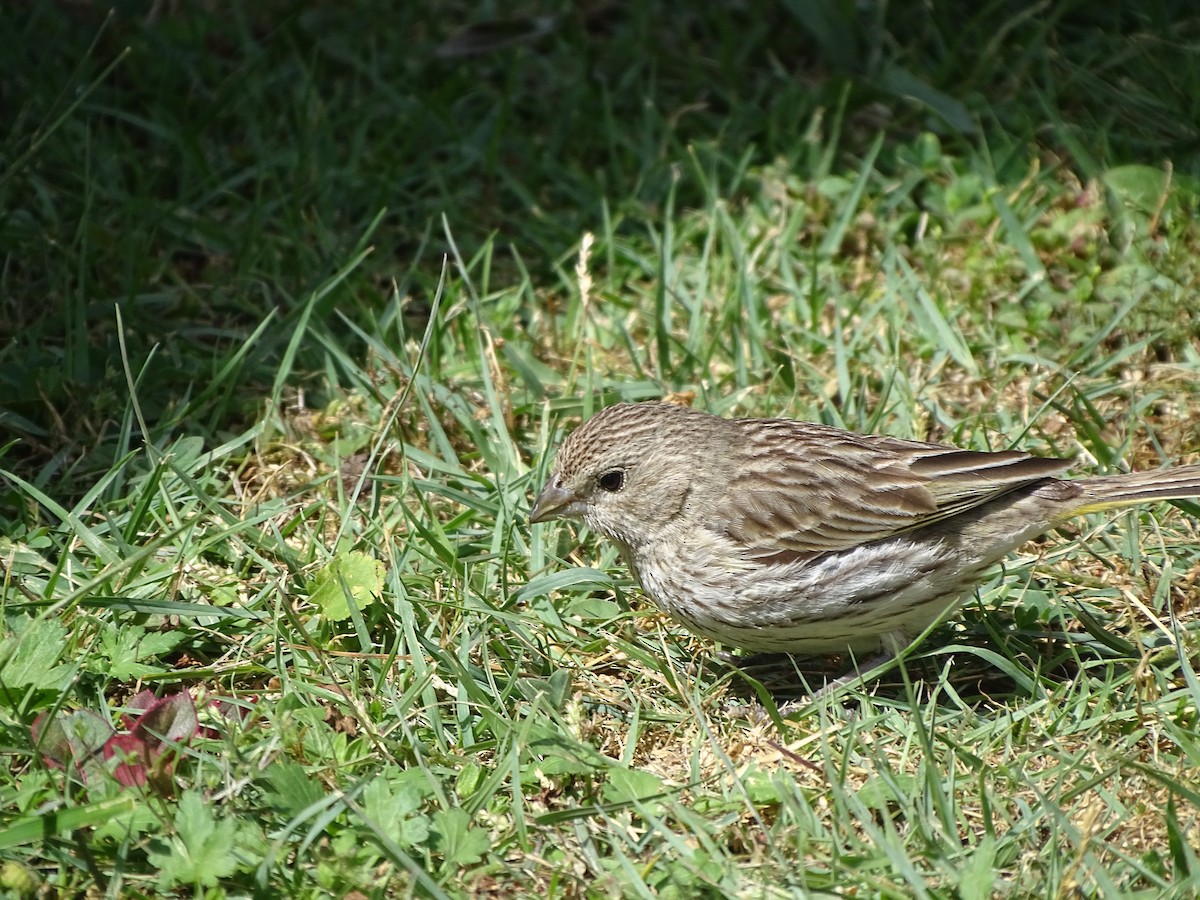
[717,420,1071,563]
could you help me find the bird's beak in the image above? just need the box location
[529,477,582,524]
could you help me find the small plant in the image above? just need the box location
[33,691,201,792]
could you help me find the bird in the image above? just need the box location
[529,401,1200,668]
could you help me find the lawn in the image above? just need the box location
[2,1,1199,896]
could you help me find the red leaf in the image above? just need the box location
[133,692,199,751]
[31,712,70,769]
[104,732,152,787]
[32,709,113,775]
[121,690,159,730]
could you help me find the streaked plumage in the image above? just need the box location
[530,402,1200,657]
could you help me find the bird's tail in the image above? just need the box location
[1069,464,1200,516]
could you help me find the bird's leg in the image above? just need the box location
[724,634,911,721]
[717,649,793,669]
[798,631,911,704]
[805,648,895,701]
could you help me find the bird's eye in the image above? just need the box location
[596,469,626,493]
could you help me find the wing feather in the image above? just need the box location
[716,420,1071,562]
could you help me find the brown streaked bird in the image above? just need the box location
[529,402,1200,665]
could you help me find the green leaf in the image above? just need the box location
[516,668,573,710]
[0,796,138,851]
[0,537,55,574]
[957,837,998,900]
[1102,164,1172,216]
[856,773,917,813]
[0,617,73,691]
[147,792,239,888]
[263,760,327,816]
[431,808,489,866]
[741,769,785,805]
[76,597,266,621]
[523,732,609,779]
[564,597,622,620]
[455,762,485,799]
[93,803,159,845]
[515,568,614,603]
[88,624,182,680]
[308,551,386,621]
[602,767,665,807]
[363,775,423,819]
[362,778,430,848]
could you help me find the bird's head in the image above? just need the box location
[529,402,732,549]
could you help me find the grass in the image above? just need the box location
[2,1,1200,896]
